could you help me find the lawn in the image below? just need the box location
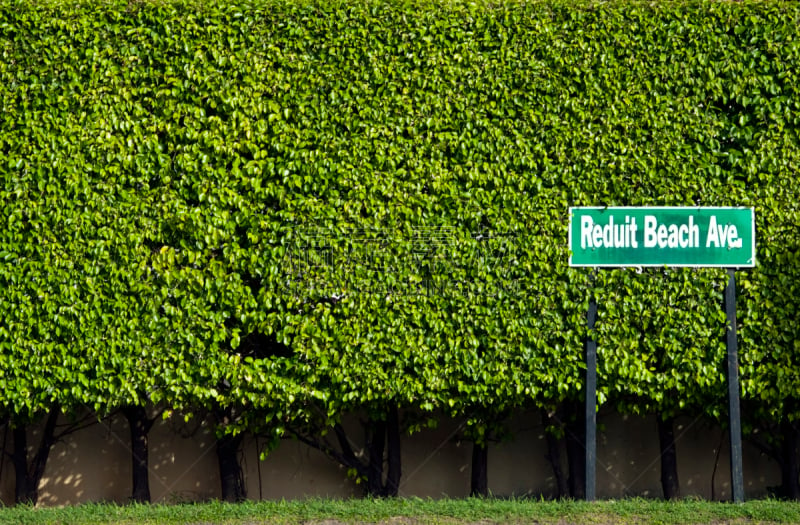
[2,498,800,525]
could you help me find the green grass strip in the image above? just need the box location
[2,498,800,525]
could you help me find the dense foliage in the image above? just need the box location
[1,0,799,501]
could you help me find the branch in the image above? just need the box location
[288,428,366,478]
[54,411,103,441]
[334,423,359,466]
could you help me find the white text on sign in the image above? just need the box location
[581,215,742,250]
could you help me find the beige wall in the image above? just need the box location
[0,410,780,506]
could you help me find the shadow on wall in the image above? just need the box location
[0,412,219,506]
[0,409,783,505]
[147,414,218,504]
[491,411,779,500]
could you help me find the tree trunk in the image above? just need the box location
[384,405,402,497]
[542,409,568,498]
[657,415,681,500]
[216,432,246,502]
[12,407,59,505]
[122,405,152,503]
[470,441,489,497]
[565,402,585,499]
[366,416,387,497]
[12,425,31,504]
[780,409,800,500]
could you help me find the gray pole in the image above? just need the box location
[585,296,597,501]
[725,268,745,503]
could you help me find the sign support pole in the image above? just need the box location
[725,268,745,503]
[585,294,598,501]
[569,207,755,503]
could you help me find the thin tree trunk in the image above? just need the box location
[366,416,387,497]
[657,415,681,500]
[470,441,488,497]
[12,425,30,504]
[384,406,402,497]
[565,402,585,499]
[122,405,152,503]
[12,407,59,505]
[216,432,246,502]
[542,409,568,498]
[780,407,800,500]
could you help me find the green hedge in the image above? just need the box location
[1,0,800,479]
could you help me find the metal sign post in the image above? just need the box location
[569,206,754,502]
[585,295,598,502]
[725,268,745,503]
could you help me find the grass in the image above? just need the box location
[1,498,800,525]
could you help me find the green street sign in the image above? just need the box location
[569,207,755,268]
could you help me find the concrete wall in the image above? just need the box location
[0,410,780,506]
